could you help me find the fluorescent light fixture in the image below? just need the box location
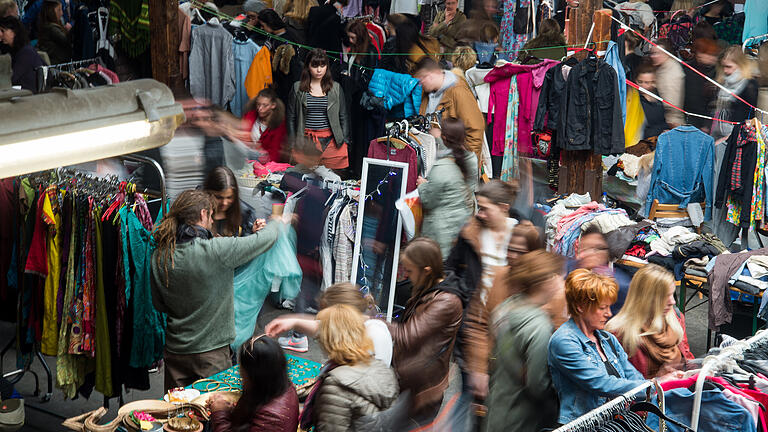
[0,79,185,178]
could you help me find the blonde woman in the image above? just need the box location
[711,45,759,140]
[265,282,393,366]
[606,264,694,379]
[282,0,317,33]
[301,304,399,432]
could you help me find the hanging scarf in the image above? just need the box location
[109,0,150,57]
[641,322,683,377]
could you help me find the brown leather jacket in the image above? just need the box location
[388,278,463,414]
[211,387,299,432]
[464,267,569,376]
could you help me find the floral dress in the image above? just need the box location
[500,0,538,59]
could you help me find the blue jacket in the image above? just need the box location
[645,386,756,432]
[548,318,646,424]
[643,126,715,220]
[368,68,423,118]
[604,41,626,124]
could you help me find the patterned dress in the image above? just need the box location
[500,0,537,59]
[500,78,520,181]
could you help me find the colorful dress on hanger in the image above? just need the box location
[501,78,520,181]
[726,123,758,228]
[500,0,538,59]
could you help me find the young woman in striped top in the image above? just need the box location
[286,48,351,171]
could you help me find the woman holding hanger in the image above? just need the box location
[286,48,351,172]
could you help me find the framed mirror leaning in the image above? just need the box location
[351,158,409,322]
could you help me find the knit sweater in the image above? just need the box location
[151,222,279,354]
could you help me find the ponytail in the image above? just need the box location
[440,118,471,180]
[152,190,216,286]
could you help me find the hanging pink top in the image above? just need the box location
[484,60,559,156]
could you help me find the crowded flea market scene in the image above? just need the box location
[2,0,768,430]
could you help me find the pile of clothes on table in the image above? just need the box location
[706,248,768,331]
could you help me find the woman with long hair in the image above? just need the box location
[344,20,379,70]
[417,118,477,257]
[389,238,464,423]
[606,264,694,378]
[519,18,565,61]
[301,304,399,431]
[242,88,288,162]
[208,336,299,431]
[36,0,71,64]
[150,190,280,389]
[484,250,563,432]
[282,0,317,34]
[711,45,759,140]
[382,14,440,74]
[202,166,263,237]
[0,16,44,90]
[286,48,350,171]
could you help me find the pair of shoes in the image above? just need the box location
[278,335,309,352]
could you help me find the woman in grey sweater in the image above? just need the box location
[417,118,477,257]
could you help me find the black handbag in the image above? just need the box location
[512,0,534,34]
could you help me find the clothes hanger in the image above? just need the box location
[630,402,694,431]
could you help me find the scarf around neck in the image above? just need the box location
[717,69,749,105]
[641,322,683,377]
[176,224,213,244]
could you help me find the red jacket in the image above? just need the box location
[242,110,288,163]
[211,387,299,432]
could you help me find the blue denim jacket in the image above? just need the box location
[548,319,646,424]
[645,387,756,432]
[642,126,715,220]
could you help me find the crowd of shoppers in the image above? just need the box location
[129,0,768,429]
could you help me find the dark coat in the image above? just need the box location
[306,4,344,54]
[533,58,576,131]
[558,57,625,154]
[37,22,71,65]
[11,44,45,91]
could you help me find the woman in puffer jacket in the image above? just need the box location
[306,304,399,432]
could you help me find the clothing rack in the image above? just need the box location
[43,56,102,72]
[691,329,768,431]
[552,381,654,432]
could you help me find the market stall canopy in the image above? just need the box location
[0,79,185,178]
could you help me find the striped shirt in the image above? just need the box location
[305,93,330,130]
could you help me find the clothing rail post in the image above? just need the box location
[690,329,768,431]
[117,154,167,216]
[552,381,654,432]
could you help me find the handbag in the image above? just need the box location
[533,129,553,158]
[512,0,534,34]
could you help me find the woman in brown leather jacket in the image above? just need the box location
[389,238,465,423]
[208,336,299,431]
